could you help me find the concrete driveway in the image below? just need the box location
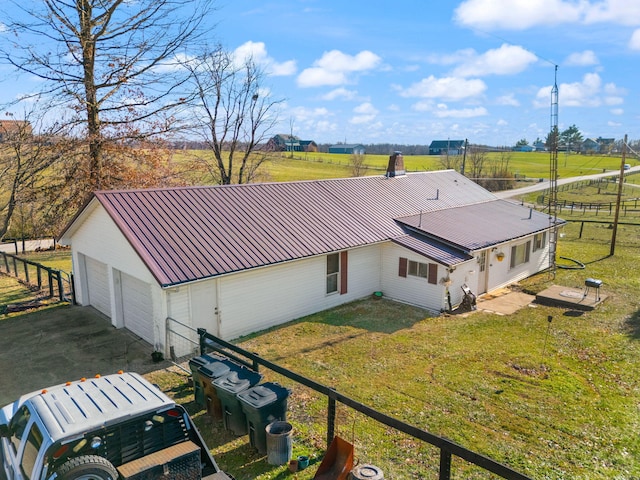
[0,305,161,406]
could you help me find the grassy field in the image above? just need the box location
[178,149,633,184]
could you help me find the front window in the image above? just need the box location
[10,405,31,453]
[510,241,531,268]
[533,232,547,252]
[326,253,340,294]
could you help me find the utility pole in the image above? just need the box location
[610,133,627,256]
[461,138,468,176]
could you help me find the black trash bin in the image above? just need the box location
[188,353,225,408]
[212,368,263,435]
[199,358,242,421]
[237,382,291,454]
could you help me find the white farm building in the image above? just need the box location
[59,169,561,356]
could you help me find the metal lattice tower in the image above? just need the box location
[548,65,559,278]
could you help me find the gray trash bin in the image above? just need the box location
[265,420,293,465]
[188,353,225,407]
[212,368,263,435]
[199,359,240,420]
[237,382,290,454]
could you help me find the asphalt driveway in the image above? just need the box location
[0,305,161,406]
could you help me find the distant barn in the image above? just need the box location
[329,144,365,155]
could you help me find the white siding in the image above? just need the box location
[217,245,381,340]
[380,243,446,313]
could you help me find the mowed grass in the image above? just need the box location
[147,219,640,480]
[175,149,630,184]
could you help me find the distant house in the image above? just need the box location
[429,140,464,155]
[266,134,317,152]
[582,137,616,154]
[513,145,534,152]
[59,170,562,355]
[329,144,366,155]
[0,120,32,141]
[533,141,546,152]
[582,138,600,153]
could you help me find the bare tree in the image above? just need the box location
[183,48,282,185]
[349,153,368,177]
[438,152,461,171]
[0,107,77,241]
[1,0,214,191]
[465,146,486,182]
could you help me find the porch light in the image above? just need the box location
[496,251,505,262]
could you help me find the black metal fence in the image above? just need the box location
[196,328,532,480]
[0,251,72,303]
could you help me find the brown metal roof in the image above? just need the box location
[87,171,542,286]
[396,200,562,251]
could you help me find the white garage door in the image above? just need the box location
[121,272,154,344]
[85,257,111,317]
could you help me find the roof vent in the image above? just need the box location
[385,151,405,177]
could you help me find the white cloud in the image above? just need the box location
[454,0,640,30]
[452,44,538,77]
[398,75,487,101]
[496,94,520,106]
[297,50,382,87]
[534,72,624,108]
[433,104,488,118]
[564,50,599,66]
[608,120,622,126]
[233,41,297,76]
[350,102,379,124]
[322,87,358,101]
[610,108,624,115]
[497,119,508,126]
[629,29,640,50]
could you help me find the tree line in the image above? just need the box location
[0,0,284,241]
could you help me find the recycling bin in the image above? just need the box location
[237,382,291,454]
[212,368,263,435]
[199,358,242,420]
[189,353,226,407]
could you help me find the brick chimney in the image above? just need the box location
[386,151,405,177]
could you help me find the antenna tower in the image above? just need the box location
[548,65,559,278]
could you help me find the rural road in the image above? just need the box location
[495,164,640,199]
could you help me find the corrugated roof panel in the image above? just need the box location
[91,171,550,286]
[392,234,473,266]
[396,200,557,251]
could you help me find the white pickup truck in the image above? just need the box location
[0,372,232,480]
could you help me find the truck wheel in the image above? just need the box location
[55,455,118,480]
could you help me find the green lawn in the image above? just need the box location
[144,218,640,480]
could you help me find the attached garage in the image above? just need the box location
[83,255,111,317]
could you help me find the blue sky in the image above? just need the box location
[2,0,639,147]
[212,0,639,146]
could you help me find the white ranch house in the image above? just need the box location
[59,170,560,356]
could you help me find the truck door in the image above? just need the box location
[3,405,44,479]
